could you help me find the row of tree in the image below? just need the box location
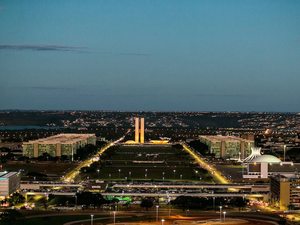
[138,196,248,212]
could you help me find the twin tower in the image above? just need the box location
[135,117,144,143]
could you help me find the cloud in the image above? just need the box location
[0,44,89,52]
[119,53,148,56]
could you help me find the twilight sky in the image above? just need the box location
[0,1,300,112]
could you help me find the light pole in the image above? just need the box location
[156,205,159,223]
[180,175,182,180]
[223,212,226,222]
[145,174,147,179]
[109,174,111,180]
[97,169,100,179]
[161,219,165,225]
[91,215,94,225]
[186,209,189,217]
[173,170,176,179]
[220,206,222,222]
[75,195,77,206]
[196,171,198,181]
[118,169,121,179]
[213,197,215,211]
[129,172,131,179]
[113,211,116,224]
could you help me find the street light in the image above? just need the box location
[97,169,100,179]
[156,205,159,223]
[173,170,176,179]
[223,212,226,222]
[145,174,147,179]
[180,175,182,180]
[196,171,198,181]
[220,206,222,222]
[91,215,94,225]
[109,174,111,180]
[74,195,77,206]
[129,172,131,179]
[161,219,165,225]
[118,169,121,179]
[113,211,116,224]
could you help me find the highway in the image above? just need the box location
[112,184,269,190]
[181,142,231,184]
[101,192,267,198]
[62,133,128,182]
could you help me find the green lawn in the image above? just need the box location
[87,146,209,182]
[13,214,107,225]
[12,214,149,225]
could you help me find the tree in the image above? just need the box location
[0,209,24,224]
[7,192,25,206]
[231,197,247,211]
[75,192,108,208]
[140,199,153,211]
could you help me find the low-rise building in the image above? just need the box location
[270,175,300,210]
[199,135,254,158]
[0,172,21,200]
[243,155,300,179]
[23,133,96,160]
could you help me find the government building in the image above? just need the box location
[0,172,20,200]
[199,135,254,158]
[270,175,300,210]
[23,133,96,160]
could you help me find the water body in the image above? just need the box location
[0,126,76,130]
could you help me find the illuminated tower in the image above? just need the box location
[134,117,145,143]
[135,118,140,143]
[140,118,144,143]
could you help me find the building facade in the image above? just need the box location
[270,175,300,210]
[0,172,21,199]
[199,135,254,158]
[23,133,96,160]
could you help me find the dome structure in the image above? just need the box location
[251,154,281,163]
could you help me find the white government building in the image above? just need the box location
[0,172,21,200]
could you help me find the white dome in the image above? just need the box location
[251,154,281,163]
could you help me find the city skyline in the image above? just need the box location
[1,1,300,112]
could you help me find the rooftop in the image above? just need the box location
[25,133,95,144]
[199,135,254,142]
[0,172,18,179]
